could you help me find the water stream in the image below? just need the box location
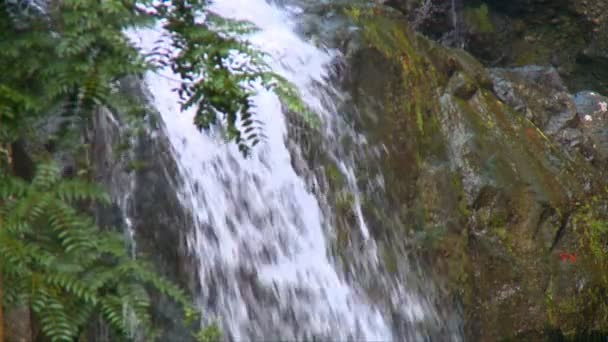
[131,0,459,340]
[451,0,464,48]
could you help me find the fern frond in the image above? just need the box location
[53,179,111,204]
[1,162,200,341]
[31,162,61,189]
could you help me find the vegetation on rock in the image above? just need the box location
[0,0,307,340]
[0,162,199,341]
[2,0,608,340]
[346,3,608,339]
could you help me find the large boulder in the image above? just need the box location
[344,8,604,340]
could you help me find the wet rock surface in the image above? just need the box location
[487,68,608,168]
[90,78,199,341]
[573,90,608,163]
[386,0,608,92]
[491,67,574,131]
[344,8,606,340]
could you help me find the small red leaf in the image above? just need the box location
[559,251,577,263]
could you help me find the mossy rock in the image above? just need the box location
[347,7,602,340]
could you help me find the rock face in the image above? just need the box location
[90,78,199,341]
[490,66,577,136]
[344,8,607,340]
[488,66,600,158]
[573,91,608,163]
[387,0,608,91]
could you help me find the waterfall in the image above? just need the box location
[130,0,457,340]
[451,0,464,48]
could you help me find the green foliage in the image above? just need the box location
[576,197,608,261]
[463,4,494,34]
[1,0,313,154]
[411,224,447,250]
[0,163,198,341]
[194,323,222,342]
[568,194,608,333]
[151,0,315,155]
[1,0,313,338]
[0,0,148,144]
[549,193,608,335]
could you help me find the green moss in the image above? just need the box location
[495,227,507,240]
[350,7,585,334]
[489,213,508,229]
[443,231,472,297]
[335,190,355,213]
[413,225,447,250]
[544,193,608,336]
[325,163,345,189]
[447,172,471,221]
[352,8,446,150]
[416,103,424,133]
[494,227,515,255]
[126,160,147,172]
[513,41,551,66]
[332,215,352,269]
[511,18,587,68]
[463,4,494,33]
[381,246,399,274]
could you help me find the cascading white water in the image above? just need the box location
[130,0,440,340]
[451,0,464,48]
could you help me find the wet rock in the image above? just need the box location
[574,90,608,117]
[6,306,32,342]
[447,71,478,99]
[490,66,578,136]
[386,0,608,92]
[557,127,584,148]
[573,90,608,162]
[347,11,599,340]
[385,0,454,37]
[89,77,199,342]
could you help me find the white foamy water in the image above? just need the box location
[127,0,437,340]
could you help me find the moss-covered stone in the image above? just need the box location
[346,7,605,340]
